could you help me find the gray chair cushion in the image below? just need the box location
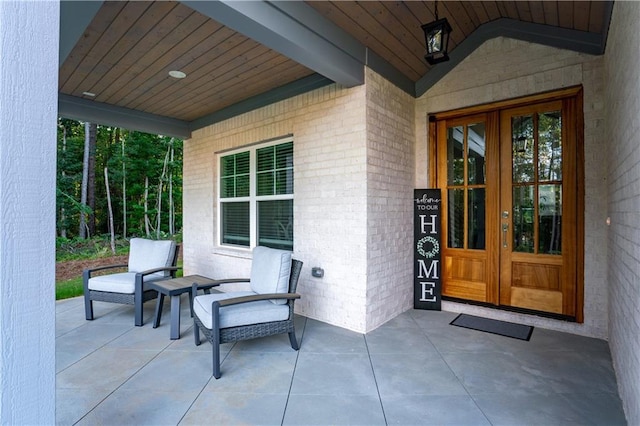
[193,291,289,330]
[249,246,291,304]
[87,272,162,294]
[128,238,176,278]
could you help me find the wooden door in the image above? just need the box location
[436,113,499,304]
[434,91,582,319]
[499,100,578,317]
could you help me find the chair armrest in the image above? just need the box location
[193,278,249,292]
[136,266,181,277]
[216,293,301,307]
[83,263,128,279]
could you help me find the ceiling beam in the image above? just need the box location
[416,17,608,97]
[182,0,364,88]
[59,1,103,66]
[190,74,333,131]
[58,94,191,139]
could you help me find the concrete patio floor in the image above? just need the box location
[56,295,627,425]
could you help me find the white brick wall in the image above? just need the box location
[604,2,640,423]
[416,37,609,339]
[182,24,637,420]
[185,70,417,333]
[365,69,415,331]
[184,83,371,332]
[185,36,618,342]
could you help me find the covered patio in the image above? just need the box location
[2,1,639,424]
[56,295,625,425]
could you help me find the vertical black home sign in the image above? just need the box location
[414,189,442,310]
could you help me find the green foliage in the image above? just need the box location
[55,236,183,300]
[56,235,130,262]
[56,119,183,239]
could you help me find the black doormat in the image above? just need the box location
[450,314,534,341]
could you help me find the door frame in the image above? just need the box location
[427,86,585,322]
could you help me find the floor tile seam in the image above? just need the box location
[74,343,173,425]
[435,348,517,355]
[297,350,370,355]
[55,320,118,339]
[466,394,501,426]
[287,391,384,397]
[174,379,215,426]
[55,326,136,375]
[99,346,173,353]
[363,334,389,426]
[54,298,83,309]
[464,389,582,397]
[281,317,307,426]
[430,338,478,402]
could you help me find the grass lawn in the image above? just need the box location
[56,262,184,300]
[55,235,183,301]
[56,277,83,300]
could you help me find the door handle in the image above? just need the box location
[502,223,508,248]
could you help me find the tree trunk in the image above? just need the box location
[120,128,127,238]
[144,175,151,237]
[79,122,90,238]
[156,141,171,238]
[169,143,175,235]
[104,167,116,254]
[60,123,67,238]
[87,122,97,236]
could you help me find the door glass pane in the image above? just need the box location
[513,186,534,253]
[538,184,562,254]
[538,111,562,181]
[512,115,534,183]
[448,189,464,248]
[447,126,464,185]
[467,188,485,249]
[258,200,293,250]
[467,122,486,185]
[221,202,249,246]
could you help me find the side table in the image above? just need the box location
[149,275,220,339]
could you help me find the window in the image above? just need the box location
[218,138,293,250]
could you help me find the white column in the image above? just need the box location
[0,1,59,423]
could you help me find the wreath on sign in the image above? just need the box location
[417,236,439,259]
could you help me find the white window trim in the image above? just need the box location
[217,136,294,250]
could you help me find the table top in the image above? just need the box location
[148,274,220,295]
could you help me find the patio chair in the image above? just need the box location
[83,238,180,326]
[191,246,303,378]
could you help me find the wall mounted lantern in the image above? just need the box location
[421,1,452,65]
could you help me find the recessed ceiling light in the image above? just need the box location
[168,70,186,79]
[82,91,96,97]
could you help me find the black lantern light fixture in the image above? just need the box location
[421,0,452,65]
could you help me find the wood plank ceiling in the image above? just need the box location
[59,1,314,122]
[58,1,612,136]
[307,1,609,83]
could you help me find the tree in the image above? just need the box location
[78,122,97,238]
[56,120,183,240]
[57,119,85,237]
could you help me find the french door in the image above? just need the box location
[434,90,583,319]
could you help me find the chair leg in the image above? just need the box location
[134,300,143,326]
[84,293,94,321]
[212,301,221,379]
[153,293,165,328]
[289,331,299,350]
[83,270,93,320]
[212,336,221,379]
[194,322,201,346]
[134,274,144,327]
